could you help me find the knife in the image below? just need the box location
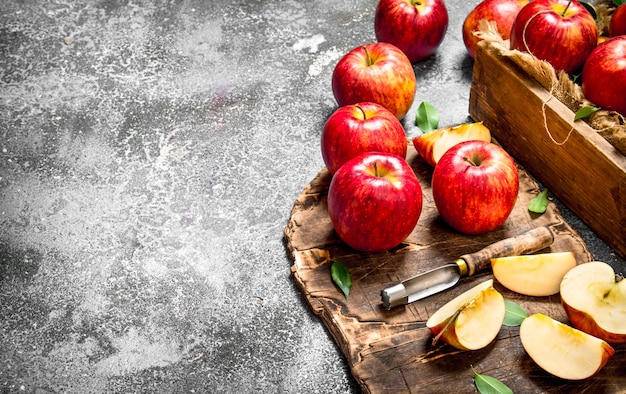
[381,226,555,310]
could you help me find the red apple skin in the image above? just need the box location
[610,4,626,37]
[462,0,529,59]
[332,42,416,120]
[431,140,519,235]
[509,0,598,75]
[327,152,423,253]
[321,102,408,175]
[562,304,626,345]
[582,36,626,117]
[374,0,449,63]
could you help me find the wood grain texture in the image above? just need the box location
[469,40,626,259]
[284,145,626,393]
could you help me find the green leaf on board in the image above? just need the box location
[503,299,528,327]
[472,366,514,394]
[580,1,597,19]
[615,0,625,6]
[415,101,440,133]
[574,105,600,121]
[331,260,352,301]
[528,188,549,214]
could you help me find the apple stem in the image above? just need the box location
[562,0,573,16]
[363,45,374,66]
[463,156,480,167]
[356,104,367,119]
[372,161,380,177]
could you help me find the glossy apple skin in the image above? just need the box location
[327,152,423,252]
[510,0,598,74]
[332,42,416,119]
[610,4,626,37]
[374,0,449,63]
[462,0,529,59]
[582,36,626,117]
[431,140,519,235]
[321,102,408,175]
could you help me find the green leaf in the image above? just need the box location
[415,101,440,133]
[580,1,597,19]
[472,366,514,394]
[503,299,528,327]
[615,0,625,6]
[528,188,549,214]
[331,260,352,301]
[574,105,600,121]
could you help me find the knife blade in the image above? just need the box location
[381,226,555,310]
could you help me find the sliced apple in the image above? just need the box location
[520,313,615,380]
[412,122,491,167]
[560,261,626,344]
[426,279,505,351]
[491,252,577,297]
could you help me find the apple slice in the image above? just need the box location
[412,122,491,167]
[491,252,577,296]
[520,313,615,380]
[560,261,626,344]
[426,279,505,350]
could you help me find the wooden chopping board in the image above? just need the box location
[283,145,626,393]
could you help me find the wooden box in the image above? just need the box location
[469,41,626,259]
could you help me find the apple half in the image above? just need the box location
[491,252,577,296]
[412,122,491,167]
[426,279,505,350]
[560,261,626,344]
[520,313,615,380]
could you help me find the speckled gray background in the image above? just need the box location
[1,1,623,393]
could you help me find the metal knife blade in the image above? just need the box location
[381,226,554,310]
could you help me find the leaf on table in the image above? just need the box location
[574,105,600,121]
[528,188,549,214]
[331,260,352,301]
[415,101,439,133]
[472,366,514,394]
[503,299,528,327]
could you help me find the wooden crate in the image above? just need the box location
[469,41,626,259]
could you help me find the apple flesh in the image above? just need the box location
[332,42,416,119]
[560,261,626,344]
[581,36,626,117]
[327,152,423,253]
[426,279,505,351]
[462,0,528,59]
[412,122,491,167]
[509,0,598,75]
[520,313,615,380]
[491,252,577,296]
[321,102,408,175]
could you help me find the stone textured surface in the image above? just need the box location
[0,1,623,393]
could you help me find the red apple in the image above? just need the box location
[332,42,416,119]
[321,102,408,175]
[462,0,529,59]
[431,140,519,235]
[509,0,598,75]
[582,36,626,117]
[610,3,626,37]
[374,0,449,63]
[327,152,423,252]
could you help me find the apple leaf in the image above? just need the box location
[528,188,549,214]
[471,366,513,394]
[579,1,597,19]
[574,105,600,121]
[331,260,352,301]
[415,101,439,133]
[614,0,624,6]
[503,300,528,327]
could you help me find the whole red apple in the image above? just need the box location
[509,0,598,75]
[610,3,626,37]
[332,42,416,119]
[321,102,408,175]
[582,36,626,117]
[327,152,423,252]
[374,0,449,63]
[431,140,519,235]
[462,0,529,59]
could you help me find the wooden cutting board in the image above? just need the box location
[283,145,626,393]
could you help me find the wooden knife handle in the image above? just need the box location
[460,226,555,277]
